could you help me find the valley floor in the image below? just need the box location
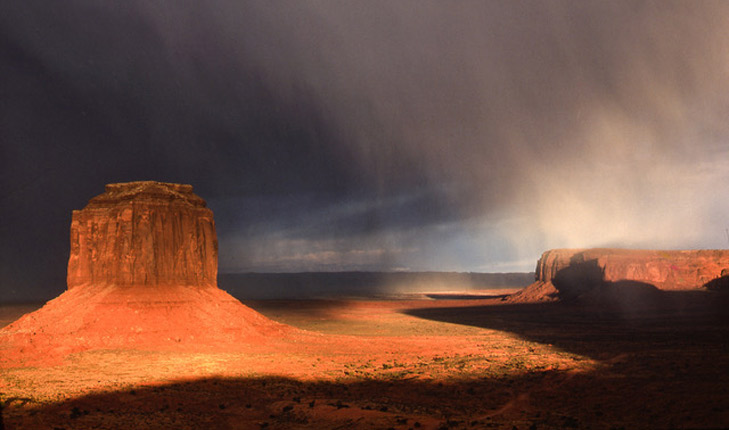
[1,289,728,429]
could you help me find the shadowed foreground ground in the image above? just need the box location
[2,290,728,429]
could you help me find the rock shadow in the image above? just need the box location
[549,258,661,302]
[704,274,729,291]
[401,288,729,429]
[5,369,729,430]
[551,258,605,299]
[404,289,729,364]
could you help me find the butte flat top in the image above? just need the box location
[84,181,207,208]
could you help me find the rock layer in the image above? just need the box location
[67,181,217,289]
[509,248,729,302]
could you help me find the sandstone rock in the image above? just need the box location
[67,181,217,289]
[508,248,729,303]
[0,181,290,365]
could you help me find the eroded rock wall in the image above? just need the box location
[66,181,218,289]
[535,248,729,290]
[508,248,729,303]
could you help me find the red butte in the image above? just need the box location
[67,182,218,289]
[1,182,288,364]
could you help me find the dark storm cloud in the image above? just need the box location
[3,1,729,298]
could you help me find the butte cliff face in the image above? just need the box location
[509,248,729,303]
[1,182,289,365]
[67,182,217,289]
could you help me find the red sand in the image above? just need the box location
[2,292,729,429]
[0,284,298,367]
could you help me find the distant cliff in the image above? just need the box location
[509,248,729,302]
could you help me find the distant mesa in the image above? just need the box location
[0,181,289,365]
[508,248,729,303]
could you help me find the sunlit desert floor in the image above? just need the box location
[2,288,729,429]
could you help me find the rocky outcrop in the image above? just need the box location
[1,182,290,365]
[508,248,729,302]
[67,181,217,289]
[536,248,729,290]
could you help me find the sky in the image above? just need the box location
[3,1,729,300]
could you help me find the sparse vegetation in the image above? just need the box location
[2,293,729,429]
